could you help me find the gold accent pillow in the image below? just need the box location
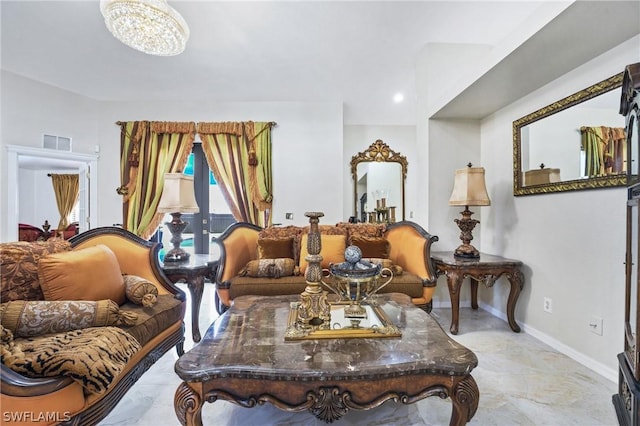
[123,275,158,307]
[257,238,295,259]
[239,258,298,278]
[299,234,347,274]
[38,244,126,305]
[0,299,138,337]
[350,236,391,259]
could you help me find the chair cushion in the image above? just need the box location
[0,240,72,302]
[117,294,184,347]
[228,272,424,299]
[38,245,126,305]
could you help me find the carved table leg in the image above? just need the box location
[505,269,524,333]
[469,278,479,310]
[446,271,464,335]
[449,375,479,426]
[175,382,203,426]
[187,275,205,342]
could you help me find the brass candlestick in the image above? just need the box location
[297,212,330,327]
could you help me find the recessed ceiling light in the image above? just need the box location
[393,93,404,103]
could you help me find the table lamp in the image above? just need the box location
[448,163,491,259]
[157,173,199,262]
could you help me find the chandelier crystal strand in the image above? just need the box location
[100,0,189,56]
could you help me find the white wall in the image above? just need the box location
[1,71,344,238]
[1,71,99,239]
[425,35,639,380]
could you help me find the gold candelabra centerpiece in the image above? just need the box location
[296,212,331,328]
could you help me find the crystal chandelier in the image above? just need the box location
[100,0,189,56]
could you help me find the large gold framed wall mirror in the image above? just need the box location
[513,73,626,196]
[351,139,407,223]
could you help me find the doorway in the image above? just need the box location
[5,145,98,241]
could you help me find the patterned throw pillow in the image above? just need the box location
[239,258,298,278]
[0,240,72,302]
[38,244,126,305]
[123,275,158,307]
[337,222,386,238]
[0,299,138,337]
[257,238,295,259]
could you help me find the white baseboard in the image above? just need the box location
[433,299,617,383]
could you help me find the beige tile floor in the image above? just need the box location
[100,283,618,425]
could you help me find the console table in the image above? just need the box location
[161,254,218,343]
[431,251,524,335]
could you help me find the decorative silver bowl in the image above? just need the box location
[321,245,393,319]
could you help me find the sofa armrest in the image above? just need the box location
[213,222,262,308]
[384,221,439,283]
[1,365,74,397]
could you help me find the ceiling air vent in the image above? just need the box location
[43,134,72,151]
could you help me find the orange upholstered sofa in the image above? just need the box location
[0,227,186,426]
[213,220,439,314]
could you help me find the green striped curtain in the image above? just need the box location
[198,121,275,227]
[117,121,195,239]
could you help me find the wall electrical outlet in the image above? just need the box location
[589,316,603,336]
[285,213,293,220]
[543,297,552,313]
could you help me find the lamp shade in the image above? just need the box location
[157,173,199,213]
[449,166,491,207]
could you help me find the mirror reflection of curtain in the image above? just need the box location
[580,126,626,177]
[50,173,79,230]
[198,121,275,227]
[116,121,195,239]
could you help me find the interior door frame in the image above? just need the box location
[5,145,99,241]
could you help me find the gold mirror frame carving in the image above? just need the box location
[513,73,626,196]
[350,139,408,221]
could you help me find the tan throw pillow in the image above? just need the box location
[299,234,347,274]
[38,244,126,305]
[238,258,298,278]
[257,238,294,259]
[350,236,391,259]
[123,275,158,307]
[0,299,137,337]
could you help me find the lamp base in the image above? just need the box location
[454,244,480,259]
[163,248,191,263]
[453,206,480,260]
[163,212,190,263]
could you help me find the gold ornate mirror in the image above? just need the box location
[513,73,626,196]
[351,140,407,223]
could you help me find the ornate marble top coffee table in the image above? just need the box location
[174,293,479,425]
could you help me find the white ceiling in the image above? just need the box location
[2,1,638,126]
[1,0,551,126]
